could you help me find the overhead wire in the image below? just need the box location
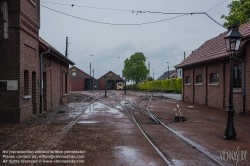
[41,1,227,28]
[41,5,189,26]
[41,0,228,77]
[206,0,229,12]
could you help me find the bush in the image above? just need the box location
[136,78,182,93]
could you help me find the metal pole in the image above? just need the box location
[153,69,154,80]
[40,47,50,114]
[65,37,68,58]
[105,78,107,97]
[224,53,236,139]
[124,79,126,94]
[167,62,169,79]
[89,62,91,91]
[92,69,94,90]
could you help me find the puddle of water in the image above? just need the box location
[115,105,122,109]
[114,146,157,166]
[172,159,186,166]
[77,121,99,124]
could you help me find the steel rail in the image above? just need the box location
[1,96,88,152]
[140,93,225,166]
[33,100,95,166]
[110,91,173,166]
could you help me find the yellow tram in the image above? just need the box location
[116,82,124,90]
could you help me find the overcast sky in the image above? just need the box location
[39,0,231,80]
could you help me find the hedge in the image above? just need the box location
[126,78,182,93]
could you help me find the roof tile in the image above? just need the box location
[176,21,250,68]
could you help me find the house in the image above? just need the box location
[157,70,177,80]
[0,0,75,123]
[98,71,124,90]
[69,66,97,91]
[176,22,250,113]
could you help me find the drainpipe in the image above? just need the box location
[234,57,245,115]
[40,47,50,114]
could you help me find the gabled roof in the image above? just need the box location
[157,70,176,80]
[39,37,75,66]
[176,21,250,68]
[69,66,97,80]
[98,71,124,80]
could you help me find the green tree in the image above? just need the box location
[122,52,149,85]
[221,0,250,27]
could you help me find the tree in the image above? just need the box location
[221,0,250,28]
[122,52,149,85]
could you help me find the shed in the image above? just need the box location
[98,71,124,90]
[69,66,97,91]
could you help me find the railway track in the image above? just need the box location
[110,91,224,166]
[1,95,95,165]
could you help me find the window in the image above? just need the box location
[186,76,191,84]
[196,75,203,83]
[210,73,219,83]
[233,65,242,88]
[24,70,29,95]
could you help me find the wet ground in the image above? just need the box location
[0,90,250,166]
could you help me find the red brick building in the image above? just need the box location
[98,71,124,90]
[0,0,74,123]
[69,66,97,91]
[176,22,250,114]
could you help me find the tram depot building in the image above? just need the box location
[0,0,74,123]
[68,68,124,91]
[176,22,250,114]
[68,66,97,91]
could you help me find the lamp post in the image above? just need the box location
[224,26,243,140]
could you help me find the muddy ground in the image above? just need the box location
[0,90,250,166]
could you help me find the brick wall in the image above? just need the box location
[183,68,193,103]
[19,0,40,122]
[244,42,250,113]
[69,67,93,91]
[0,0,72,123]
[194,65,206,105]
[206,61,224,109]
[182,45,249,113]
[0,1,21,123]
[42,54,69,109]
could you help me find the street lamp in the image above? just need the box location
[224,26,243,140]
[124,78,127,95]
[104,73,113,97]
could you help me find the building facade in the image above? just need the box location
[0,0,74,123]
[69,66,97,91]
[176,22,250,114]
[98,71,124,90]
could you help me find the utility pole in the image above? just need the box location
[167,62,169,79]
[65,37,68,58]
[92,69,94,90]
[148,61,150,79]
[90,62,92,91]
[153,69,154,80]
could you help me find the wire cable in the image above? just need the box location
[41,5,189,26]
[206,0,229,12]
[41,1,133,12]
[41,1,226,28]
